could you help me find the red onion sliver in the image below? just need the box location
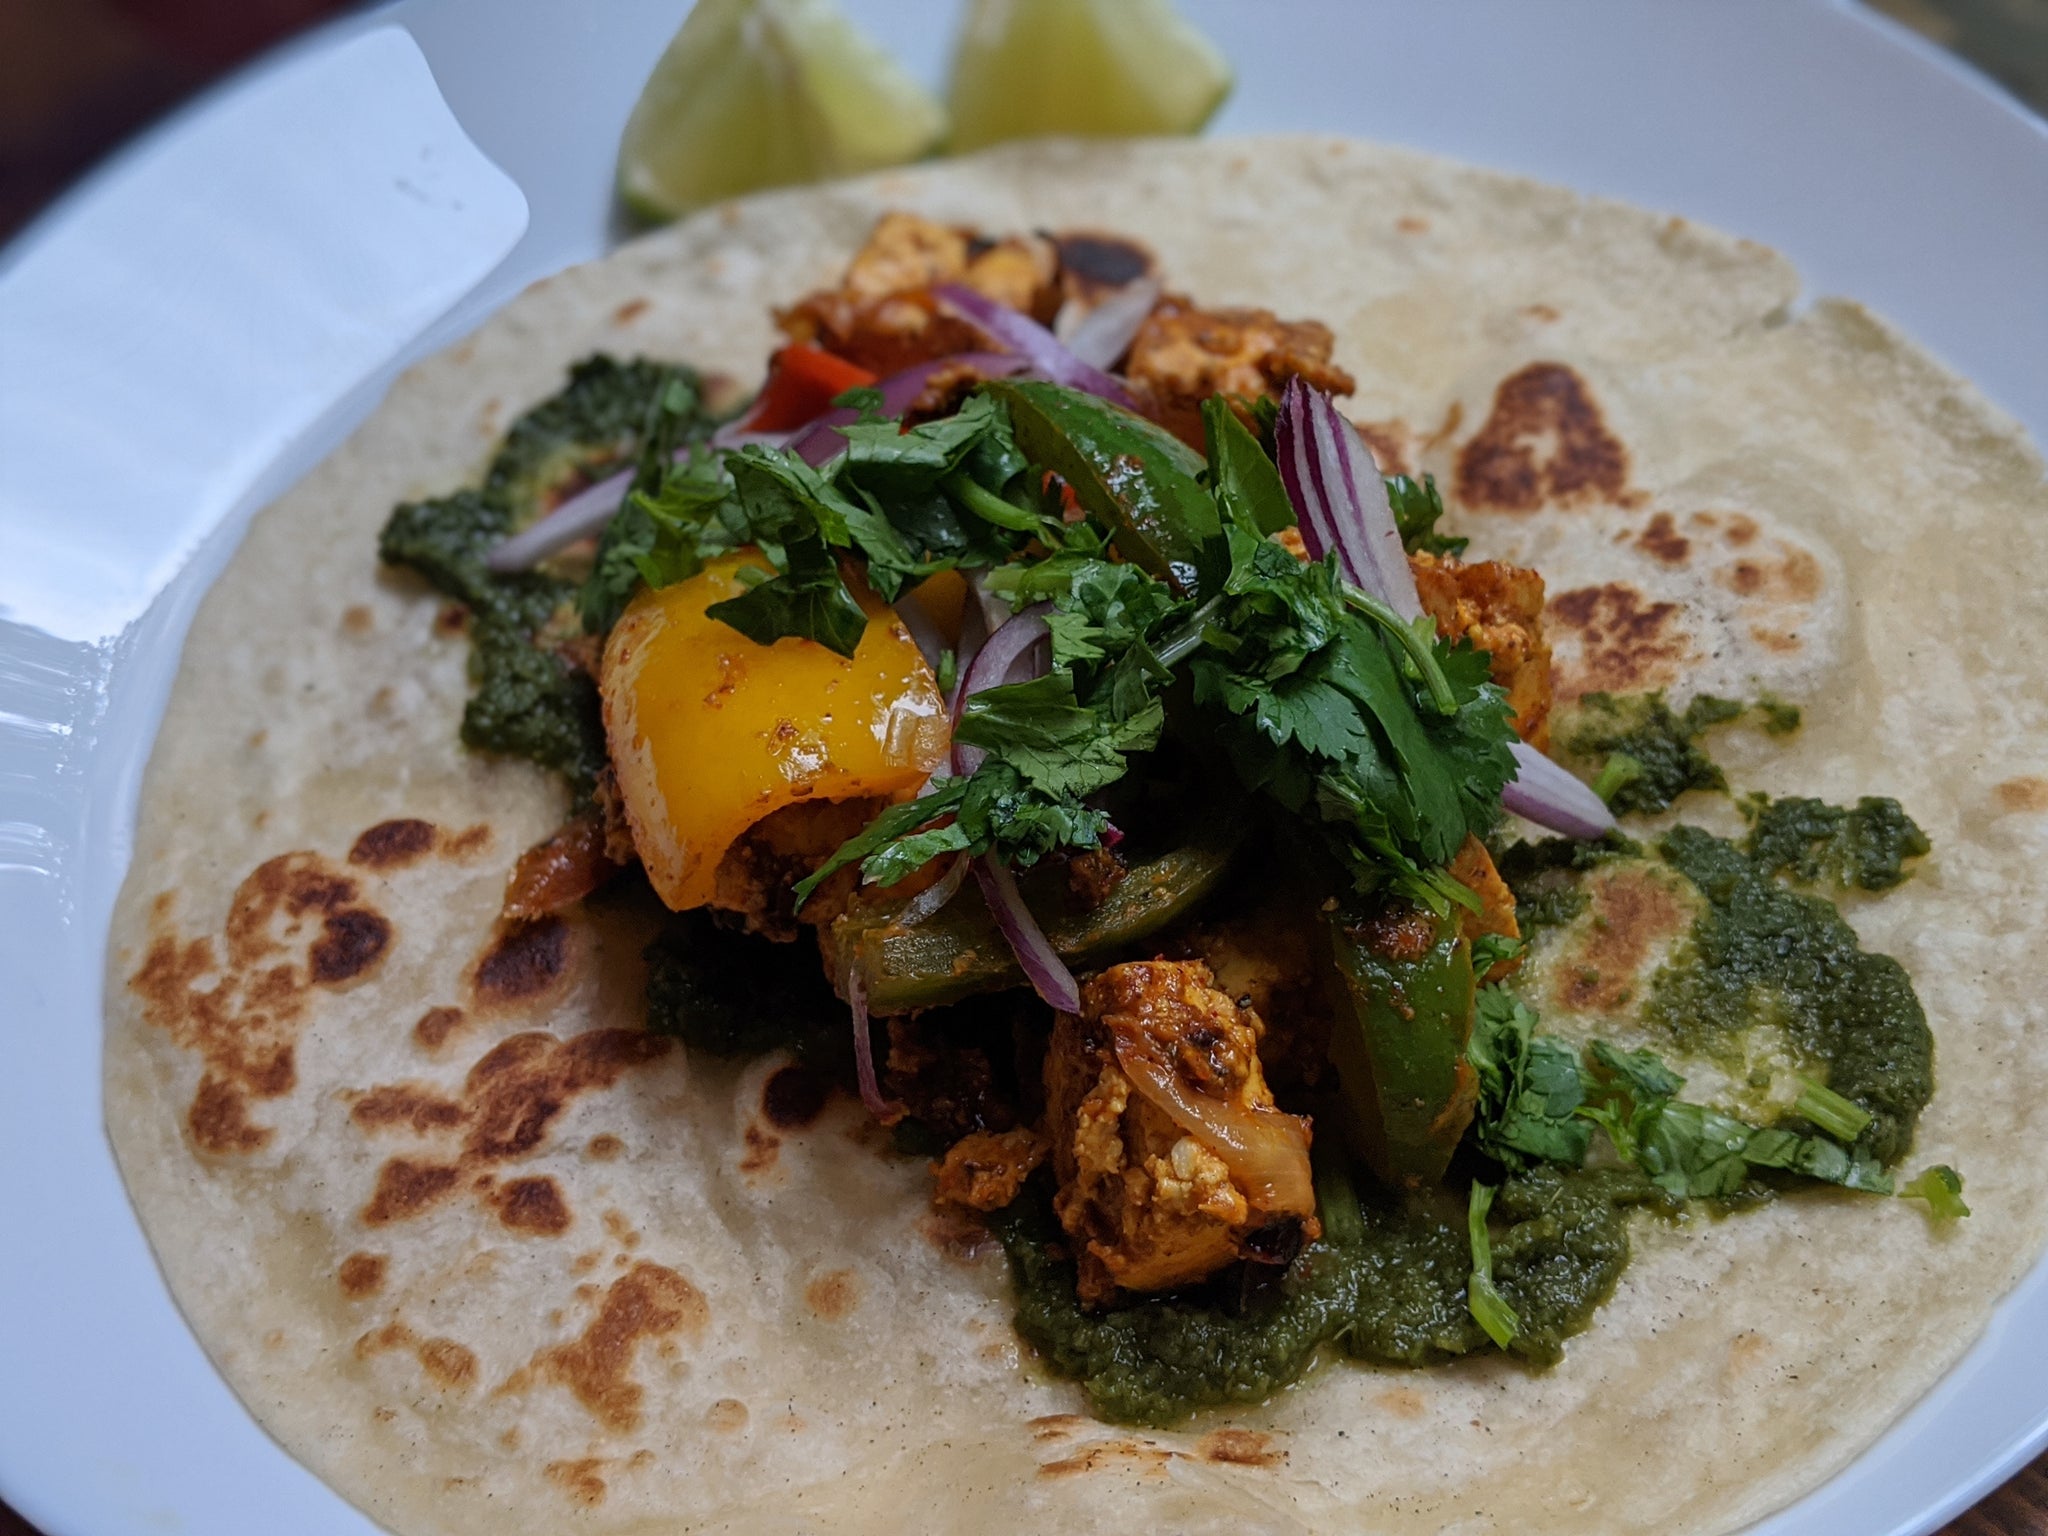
[895,853,968,928]
[1503,740,1618,839]
[972,855,1082,1015]
[949,602,1051,774]
[846,969,901,1122]
[933,284,1140,411]
[1276,378,1422,620]
[1056,277,1162,369]
[484,464,637,572]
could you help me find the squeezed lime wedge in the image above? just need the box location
[945,0,1232,152]
[618,0,947,223]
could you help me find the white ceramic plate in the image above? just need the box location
[1,3,2044,1533]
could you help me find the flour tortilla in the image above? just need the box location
[105,135,2048,1535]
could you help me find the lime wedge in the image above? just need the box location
[618,0,947,223]
[945,0,1232,153]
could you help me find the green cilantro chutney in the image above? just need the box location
[994,1165,1663,1426]
[1649,823,1932,1164]
[377,356,718,802]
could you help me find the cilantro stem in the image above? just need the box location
[1591,751,1646,805]
[1341,587,1457,715]
[1794,1077,1873,1141]
[944,472,1040,533]
[1466,1182,1521,1348]
[1151,595,1228,670]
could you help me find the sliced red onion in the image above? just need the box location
[1274,377,1421,619]
[1503,740,1617,838]
[953,574,992,705]
[949,602,1051,774]
[945,598,1079,1012]
[845,969,901,1123]
[484,465,637,572]
[1054,277,1161,370]
[934,283,1139,412]
[972,855,1082,1015]
[896,853,968,927]
[708,418,801,452]
[1277,379,1607,841]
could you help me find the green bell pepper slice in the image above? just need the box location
[983,379,1221,595]
[833,831,1239,1014]
[1326,904,1479,1191]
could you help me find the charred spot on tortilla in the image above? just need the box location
[470,915,571,1010]
[1455,363,1634,513]
[804,1268,861,1320]
[357,1321,479,1392]
[762,1063,831,1129]
[740,1123,781,1175]
[412,1005,468,1052]
[545,1458,611,1507]
[1199,1429,1285,1468]
[1354,418,1414,476]
[706,1399,748,1434]
[493,1176,573,1236]
[309,907,392,986]
[1549,864,1699,1016]
[1720,543,1824,604]
[362,1159,464,1225]
[1635,512,1692,564]
[347,818,438,870]
[1038,1441,1175,1478]
[612,297,650,326]
[130,851,384,1155]
[341,604,374,636]
[516,1261,709,1435]
[338,1252,387,1298]
[348,1082,467,1135]
[1547,583,1694,698]
[602,1210,644,1251]
[459,1029,671,1162]
[1995,776,2048,813]
[188,1075,271,1155]
[586,1133,625,1161]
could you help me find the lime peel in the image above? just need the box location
[619,0,947,224]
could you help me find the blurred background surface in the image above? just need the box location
[1,0,2044,1533]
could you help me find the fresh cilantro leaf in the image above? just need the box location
[955,673,1165,797]
[1467,987,1592,1171]
[704,535,867,658]
[839,391,1012,489]
[793,777,972,903]
[1385,473,1467,558]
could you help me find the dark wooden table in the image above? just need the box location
[3,1,2045,1532]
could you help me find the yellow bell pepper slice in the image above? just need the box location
[600,550,949,913]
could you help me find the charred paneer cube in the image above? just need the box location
[774,211,1060,376]
[1044,960,1318,1306]
[1410,551,1554,751]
